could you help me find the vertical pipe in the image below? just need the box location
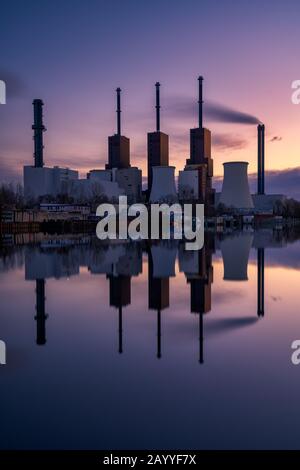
[116,87,121,136]
[32,99,45,168]
[261,124,265,194]
[198,76,203,128]
[155,82,160,132]
[258,125,260,193]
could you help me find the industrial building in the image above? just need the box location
[178,77,215,213]
[24,99,79,201]
[147,82,169,195]
[106,87,130,170]
[24,94,142,203]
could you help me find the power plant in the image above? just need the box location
[22,76,287,219]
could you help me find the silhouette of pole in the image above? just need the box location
[118,306,123,353]
[198,76,203,128]
[155,82,160,132]
[157,309,161,359]
[116,87,121,136]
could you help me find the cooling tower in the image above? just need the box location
[219,162,254,209]
[149,166,178,203]
[220,233,253,281]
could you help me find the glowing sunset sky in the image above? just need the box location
[0,0,299,195]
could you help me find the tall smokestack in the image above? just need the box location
[198,76,203,128]
[116,87,121,136]
[155,82,160,132]
[32,99,46,168]
[257,124,265,195]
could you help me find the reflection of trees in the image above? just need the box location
[0,246,25,272]
[273,198,300,218]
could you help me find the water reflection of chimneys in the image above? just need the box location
[108,275,131,354]
[179,235,214,363]
[35,279,48,345]
[257,248,265,317]
[148,243,177,359]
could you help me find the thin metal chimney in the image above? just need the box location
[257,124,265,194]
[32,99,46,168]
[116,87,121,135]
[198,76,203,128]
[155,82,160,132]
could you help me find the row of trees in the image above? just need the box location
[0,182,112,208]
[216,198,300,218]
[0,183,24,208]
[2,182,300,218]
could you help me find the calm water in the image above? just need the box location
[1,229,300,450]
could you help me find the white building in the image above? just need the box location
[24,164,142,203]
[24,165,78,201]
[70,178,124,202]
[88,167,142,203]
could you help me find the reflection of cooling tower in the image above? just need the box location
[221,233,253,281]
[151,244,177,278]
[219,162,254,209]
[149,166,177,203]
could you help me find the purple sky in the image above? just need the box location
[0,0,300,196]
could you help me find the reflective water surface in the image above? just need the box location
[0,229,300,449]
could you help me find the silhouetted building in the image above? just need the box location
[147,83,169,194]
